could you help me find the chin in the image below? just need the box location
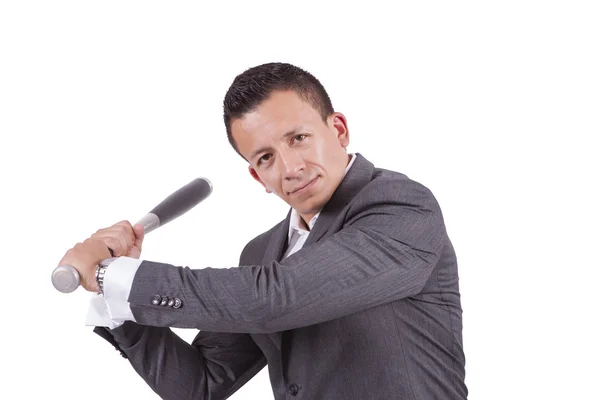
[302,197,328,214]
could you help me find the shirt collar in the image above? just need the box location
[287,153,357,239]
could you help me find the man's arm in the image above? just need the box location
[95,323,266,400]
[126,178,446,333]
[81,222,268,400]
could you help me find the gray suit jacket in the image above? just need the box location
[94,153,467,399]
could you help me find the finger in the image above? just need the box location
[133,224,145,253]
[91,231,128,256]
[105,221,135,247]
[92,227,125,247]
[91,236,123,256]
[133,223,145,252]
[106,223,134,246]
[91,222,135,256]
[115,220,135,238]
[119,223,136,248]
[112,221,135,247]
[91,230,127,254]
[85,238,113,260]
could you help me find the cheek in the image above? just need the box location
[316,145,338,169]
[307,140,328,165]
[262,172,281,191]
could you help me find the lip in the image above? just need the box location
[289,177,319,195]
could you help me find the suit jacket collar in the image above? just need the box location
[261,152,374,265]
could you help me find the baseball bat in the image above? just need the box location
[51,177,212,293]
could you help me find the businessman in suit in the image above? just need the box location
[59,62,468,399]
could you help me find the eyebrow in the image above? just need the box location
[249,126,303,161]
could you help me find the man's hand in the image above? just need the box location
[57,221,145,292]
[91,220,145,259]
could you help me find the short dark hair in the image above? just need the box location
[223,62,334,159]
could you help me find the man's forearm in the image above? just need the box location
[98,322,266,400]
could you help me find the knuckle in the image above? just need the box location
[121,227,134,242]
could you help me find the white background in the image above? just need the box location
[1,1,598,399]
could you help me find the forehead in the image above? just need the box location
[231,90,322,154]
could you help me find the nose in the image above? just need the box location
[279,149,305,180]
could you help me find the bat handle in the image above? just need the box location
[51,214,159,293]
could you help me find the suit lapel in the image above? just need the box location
[304,153,374,246]
[261,209,291,266]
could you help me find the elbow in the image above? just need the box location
[396,246,442,298]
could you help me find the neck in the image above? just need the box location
[298,213,314,230]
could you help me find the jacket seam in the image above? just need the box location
[391,302,418,400]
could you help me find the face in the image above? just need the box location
[231,90,350,223]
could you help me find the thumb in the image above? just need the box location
[133,223,145,250]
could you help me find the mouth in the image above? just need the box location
[288,177,319,195]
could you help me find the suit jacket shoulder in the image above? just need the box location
[370,166,433,198]
[346,166,442,221]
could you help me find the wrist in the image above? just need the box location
[95,257,118,294]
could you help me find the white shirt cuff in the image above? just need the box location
[85,293,123,329]
[84,256,143,329]
[104,256,142,321]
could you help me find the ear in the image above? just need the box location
[248,166,272,193]
[329,112,350,148]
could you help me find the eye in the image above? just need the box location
[294,134,307,142]
[258,154,272,165]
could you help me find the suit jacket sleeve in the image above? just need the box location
[91,245,268,400]
[128,177,446,333]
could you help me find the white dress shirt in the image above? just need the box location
[85,153,357,329]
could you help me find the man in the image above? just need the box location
[59,62,468,399]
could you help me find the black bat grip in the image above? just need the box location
[150,177,212,227]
